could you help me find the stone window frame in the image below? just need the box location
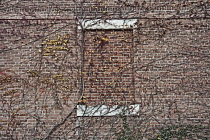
[77,19,139,117]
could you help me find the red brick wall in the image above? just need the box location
[0,0,210,139]
[83,30,135,105]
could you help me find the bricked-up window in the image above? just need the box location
[78,19,138,116]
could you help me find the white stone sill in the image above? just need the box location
[77,104,139,117]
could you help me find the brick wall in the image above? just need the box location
[83,29,135,105]
[0,0,210,139]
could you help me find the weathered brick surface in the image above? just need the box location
[83,30,135,105]
[0,0,210,139]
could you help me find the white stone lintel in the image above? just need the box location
[78,19,137,30]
